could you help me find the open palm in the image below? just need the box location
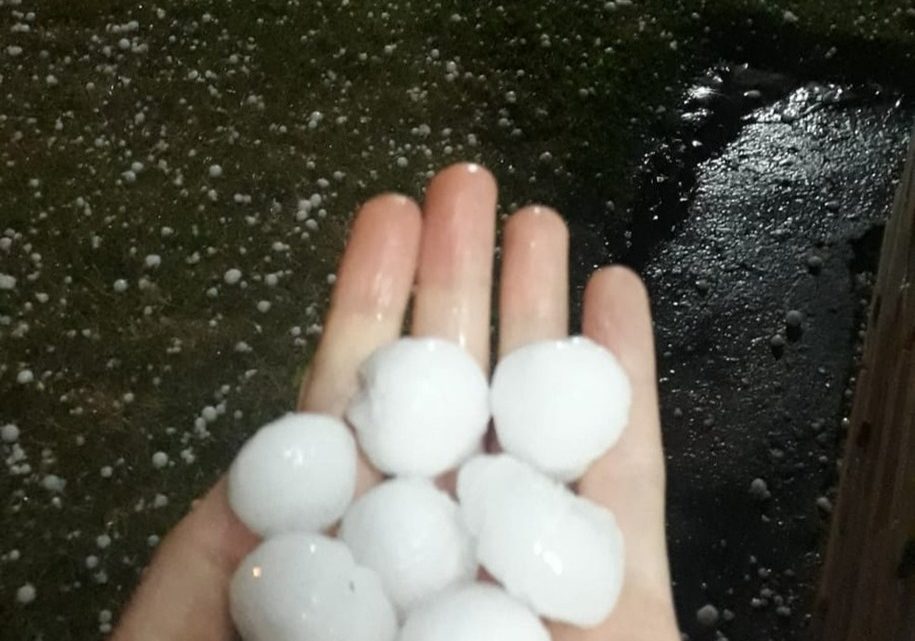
[111,163,680,641]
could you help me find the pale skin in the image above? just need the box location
[111,163,681,641]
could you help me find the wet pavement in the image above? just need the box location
[614,74,913,640]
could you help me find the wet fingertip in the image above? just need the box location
[506,205,568,236]
[358,192,422,223]
[428,162,498,195]
[586,266,649,309]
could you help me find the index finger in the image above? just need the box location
[113,195,423,641]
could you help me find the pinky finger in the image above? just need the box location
[551,267,679,641]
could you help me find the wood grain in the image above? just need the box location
[813,126,915,641]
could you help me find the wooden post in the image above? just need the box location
[813,127,915,641]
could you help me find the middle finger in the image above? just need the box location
[411,163,498,367]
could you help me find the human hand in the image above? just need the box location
[111,163,679,641]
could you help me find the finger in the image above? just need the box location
[411,163,497,367]
[111,480,259,641]
[114,196,422,641]
[298,193,422,493]
[551,266,679,641]
[497,205,569,357]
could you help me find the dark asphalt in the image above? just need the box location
[580,69,913,639]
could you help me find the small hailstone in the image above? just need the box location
[224,268,242,285]
[341,478,475,614]
[96,534,111,549]
[491,336,631,481]
[42,474,66,492]
[398,583,549,641]
[265,273,279,287]
[16,583,36,604]
[0,273,16,290]
[151,451,169,468]
[1,423,20,443]
[696,604,719,626]
[457,454,624,626]
[209,164,223,178]
[228,413,357,536]
[144,254,161,269]
[749,478,769,500]
[99,466,113,478]
[346,338,489,476]
[201,405,218,422]
[113,279,128,293]
[785,310,804,328]
[17,369,34,384]
[256,300,271,313]
[231,533,396,641]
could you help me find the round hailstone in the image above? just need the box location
[491,336,631,481]
[457,454,625,627]
[398,583,550,641]
[16,583,37,605]
[228,413,357,536]
[231,534,396,641]
[1,423,20,443]
[345,338,489,476]
[224,268,242,285]
[341,478,475,614]
[151,451,169,468]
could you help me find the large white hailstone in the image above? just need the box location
[490,336,631,481]
[457,454,625,627]
[346,338,489,476]
[341,478,475,614]
[231,534,397,641]
[228,413,357,537]
[398,583,550,641]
